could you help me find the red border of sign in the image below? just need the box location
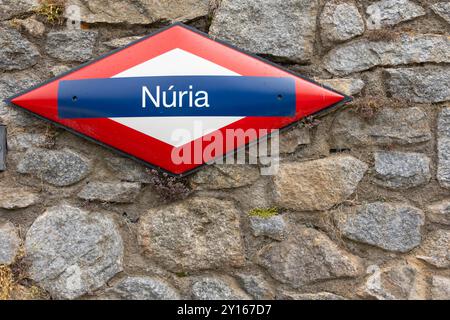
[5,23,352,177]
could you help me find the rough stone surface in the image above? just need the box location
[46,31,98,62]
[25,205,123,299]
[105,156,152,183]
[317,78,365,96]
[0,188,39,209]
[138,197,245,272]
[67,0,210,24]
[386,66,450,103]
[438,108,450,188]
[78,181,141,203]
[236,273,275,300]
[8,132,54,151]
[432,2,450,24]
[374,152,431,189]
[190,165,260,190]
[0,26,40,71]
[111,277,180,300]
[17,148,91,187]
[191,277,250,300]
[366,0,426,29]
[0,0,38,21]
[257,227,363,288]
[104,36,143,49]
[416,230,450,268]
[14,17,46,37]
[50,65,70,77]
[249,215,287,241]
[274,156,368,211]
[324,35,450,76]
[426,200,450,225]
[320,1,365,43]
[0,220,21,265]
[431,276,450,300]
[210,0,319,63]
[335,202,424,253]
[278,291,346,300]
[279,127,311,154]
[331,107,431,148]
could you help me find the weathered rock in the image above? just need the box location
[320,1,365,44]
[67,0,210,24]
[324,35,450,76]
[14,16,45,37]
[78,181,141,203]
[111,277,180,300]
[331,107,431,148]
[362,262,425,300]
[366,0,426,29]
[317,78,365,96]
[374,152,431,189]
[431,276,450,300]
[334,202,424,253]
[432,2,450,24]
[105,156,153,183]
[210,0,319,63]
[274,156,367,211]
[17,148,91,187]
[426,200,450,225]
[138,197,245,272]
[104,36,143,49]
[279,127,311,154]
[277,291,346,300]
[8,132,54,151]
[236,273,275,300]
[0,220,21,265]
[191,277,250,300]
[0,26,40,71]
[191,165,260,190]
[50,65,70,77]
[0,0,38,21]
[25,205,123,299]
[0,188,39,209]
[416,230,450,268]
[257,227,363,288]
[249,215,287,241]
[386,66,450,103]
[46,31,98,62]
[438,108,450,188]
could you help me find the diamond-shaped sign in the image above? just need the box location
[6,23,350,177]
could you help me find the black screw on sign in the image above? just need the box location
[0,125,6,171]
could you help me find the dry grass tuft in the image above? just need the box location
[35,0,65,25]
[0,265,14,300]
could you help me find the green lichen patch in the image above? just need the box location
[248,207,279,219]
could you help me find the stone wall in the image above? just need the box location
[0,0,449,300]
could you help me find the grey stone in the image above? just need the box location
[0,220,21,265]
[416,229,450,268]
[50,65,70,77]
[17,148,91,187]
[324,35,450,76]
[366,0,426,29]
[317,78,365,96]
[374,152,431,189]
[15,16,46,37]
[274,155,368,211]
[8,132,54,151]
[0,0,38,21]
[279,127,311,154]
[67,0,210,24]
[0,26,40,71]
[105,156,153,183]
[0,188,39,209]
[277,291,346,300]
[138,197,245,272]
[78,181,141,203]
[191,165,260,190]
[331,107,431,148]
[386,66,450,103]
[210,0,319,63]
[236,273,275,300]
[257,227,363,288]
[25,205,123,299]
[191,277,250,300]
[104,36,143,49]
[335,202,424,253]
[249,215,287,241]
[431,276,450,300]
[426,200,450,225]
[432,2,450,24]
[46,30,98,62]
[320,1,365,43]
[112,277,180,300]
[438,108,450,188]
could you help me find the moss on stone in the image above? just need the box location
[248,207,279,219]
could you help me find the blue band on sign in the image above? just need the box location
[57,76,297,119]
